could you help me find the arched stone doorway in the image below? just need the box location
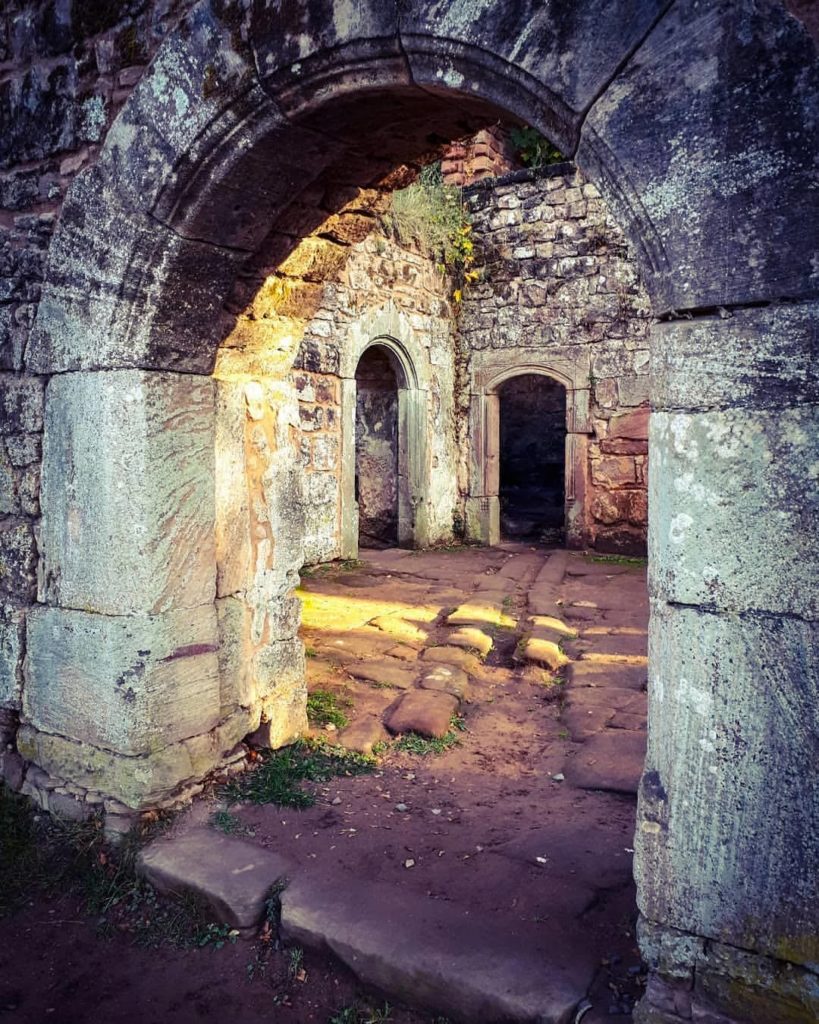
[355,346,401,547]
[497,373,568,543]
[341,337,427,556]
[17,2,818,1017]
[466,364,589,547]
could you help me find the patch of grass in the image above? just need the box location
[0,784,238,949]
[305,645,318,658]
[0,783,60,916]
[288,945,304,977]
[395,716,466,757]
[222,740,376,809]
[209,810,253,837]
[329,1004,393,1024]
[588,554,647,567]
[307,689,351,730]
[330,1009,359,1024]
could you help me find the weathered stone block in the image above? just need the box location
[609,404,649,440]
[214,382,251,599]
[138,828,291,931]
[399,0,669,154]
[27,167,246,374]
[0,601,25,710]
[637,601,819,970]
[39,370,216,616]
[0,520,37,601]
[253,638,306,703]
[579,0,819,310]
[15,723,223,809]
[649,406,819,619]
[652,304,819,412]
[591,491,628,525]
[24,604,220,756]
[0,374,44,434]
[591,455,636,488]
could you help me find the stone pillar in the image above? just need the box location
[635,305,819,1022]
[465,392,500,545]
[339,377,359,560]
[17,370,253,811]
[400,387,430,548]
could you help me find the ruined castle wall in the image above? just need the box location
[459,163,651,553]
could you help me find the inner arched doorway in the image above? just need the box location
[497,373,567,543]
[354,345,402,548]
[340,336,427,558]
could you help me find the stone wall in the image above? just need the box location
[292,230,459,564]
[460,163,651,553]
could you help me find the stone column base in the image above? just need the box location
[636,917,819,1023]
[464,496,499,546]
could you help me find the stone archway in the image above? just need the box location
[18,2,819,1017]
[340,334,429,558]
[466,363,589,547]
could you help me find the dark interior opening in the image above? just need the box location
[498,374,567,543]
[355,346,400,548]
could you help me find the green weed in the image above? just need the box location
[288,945,304,977]
[329,1004,393,1024]
[307,689,352,730]
[209,810,253,837]
[222,740,375,809]
[587,554,647,567]
[509,126,565,169]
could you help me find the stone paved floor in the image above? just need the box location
[204,542,650,1021]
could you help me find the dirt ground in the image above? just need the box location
[0,543,648,1024]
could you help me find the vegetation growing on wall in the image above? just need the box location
[382,163,479,302]
[509,126,565,169]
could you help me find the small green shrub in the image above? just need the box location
[382,163,480,301]
[209,810,253,837]
[509,125,565,169]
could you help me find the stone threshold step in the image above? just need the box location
[280,869,597,1024]
[137,827,291,933]
[137,829,597,1022]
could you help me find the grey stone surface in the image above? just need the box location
[138,827,291,930]
[28,168,247,374]
[579,0,819,311]
[39,370,216,616]
[0,520,37,602]
[0,601,25,709]
[16,708,257,810]
[399,0,669,155]
[24,604,221,756]
[649,405,819,619]
[281,870,597,1024]
[651,304,819,413]
[637,601,819,971]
